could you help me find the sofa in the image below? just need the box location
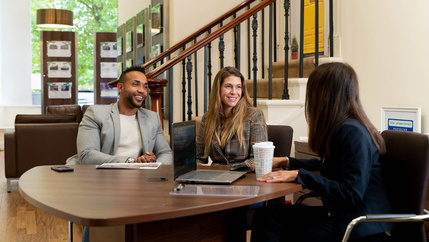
[4,106,83,192]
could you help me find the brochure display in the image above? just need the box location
[100,42,117,58]
[47,82,72,99]
[47,62,72,78]
[94,32,118,104]
[47,41,71,57]
[41,31,77,112]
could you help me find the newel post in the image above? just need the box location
[148,78,167,129]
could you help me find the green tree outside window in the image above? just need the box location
[31,0,118,92]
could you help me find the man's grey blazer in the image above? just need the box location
[66,102,173,165]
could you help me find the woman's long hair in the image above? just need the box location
[306,62,385,158]
[202,66,254,158]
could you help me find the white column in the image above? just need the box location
[0,0,32,106]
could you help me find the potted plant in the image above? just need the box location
[291,35,299,59]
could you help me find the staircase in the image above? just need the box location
[108,0,338,148]
[249,56,342,153]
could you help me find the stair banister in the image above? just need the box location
[142,0,256,70]
[146,0,277,79]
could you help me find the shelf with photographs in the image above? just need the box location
[94,32,118,104]
[41,31,78,112]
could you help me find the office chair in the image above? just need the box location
[342,130,429,242]
[267,124,294,158]
[247,125,294,227]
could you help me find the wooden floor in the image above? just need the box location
[0,151,83,242]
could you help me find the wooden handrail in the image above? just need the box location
[146,0,276,79]
[142,0,256,70]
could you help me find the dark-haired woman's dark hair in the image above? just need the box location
[305,62,385,158]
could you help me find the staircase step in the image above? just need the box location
[272,57,315,78]
[246,78,285,99]
[246,77,308,100]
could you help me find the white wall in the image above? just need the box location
[0,0,37,130]
[340,0,429,132]
[0,0,32,107]
[118,0,151,25]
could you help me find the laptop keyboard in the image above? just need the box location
[182,171,220,180]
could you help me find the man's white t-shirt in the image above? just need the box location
[114,114,143,158]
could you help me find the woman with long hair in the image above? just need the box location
[196,66,268,169]
[251,62,394,241]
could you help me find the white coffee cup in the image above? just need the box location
[253,142,275,179]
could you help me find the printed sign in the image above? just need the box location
[387,119,413,131]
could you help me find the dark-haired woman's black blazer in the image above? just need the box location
[290,119,394,239]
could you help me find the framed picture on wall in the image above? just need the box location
[381,107,422,132]
[126,31,133,53]
[137,24,144,47]
[117,37,123,56]
[117,62,123,78]
[151,3,163,36]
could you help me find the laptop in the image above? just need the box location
[172,120,247,184]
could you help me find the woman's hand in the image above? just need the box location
[257,170,299,183]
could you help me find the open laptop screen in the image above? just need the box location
[172,120,196,179]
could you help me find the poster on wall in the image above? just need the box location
[47,62,72,78]
[100,42,117,58]
[100,62,118,78]
[381,107,422,132]
[48,82,72,99]
[100,83,118,98]
[47,41,72,57]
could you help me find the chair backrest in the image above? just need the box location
[267,125,294,157]
[15,114,77,124]
[381,130,429,241]
[45,104,83,122]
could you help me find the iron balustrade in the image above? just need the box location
[108,0,334,137]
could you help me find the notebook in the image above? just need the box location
[172,120,247,184]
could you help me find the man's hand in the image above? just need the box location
[135,152,157,163]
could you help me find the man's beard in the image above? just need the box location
[127,95,144,108]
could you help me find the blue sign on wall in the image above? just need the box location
[387,118,413,131]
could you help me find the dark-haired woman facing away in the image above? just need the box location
[251,62,393,242]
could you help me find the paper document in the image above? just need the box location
[96,162,161,170]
